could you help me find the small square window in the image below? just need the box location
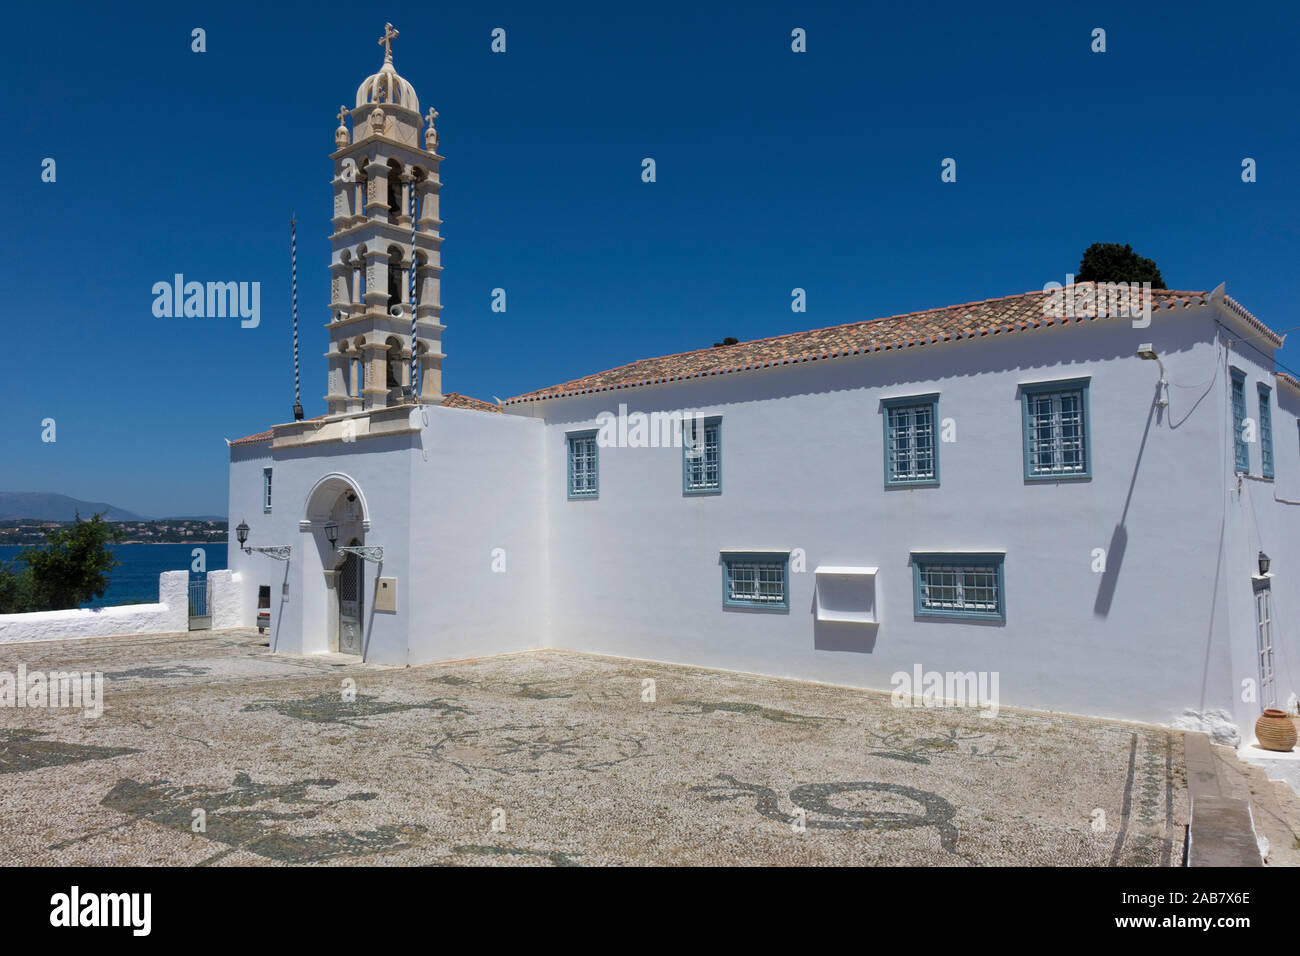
[721,552,789,609]
[912,552,1005,621]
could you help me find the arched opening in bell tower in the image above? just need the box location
[387,243,404,312]
[385,336,404,389]
[387,159,403,223]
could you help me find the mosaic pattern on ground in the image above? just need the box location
[0,729,140,775]
[0,630,1191,866]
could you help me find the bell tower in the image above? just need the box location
[326,23,444,414]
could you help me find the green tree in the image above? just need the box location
[0,561,34,614]
[18,512,123,611]
[1076,243,1166,289]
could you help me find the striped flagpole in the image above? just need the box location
[409,181,419,400]
[291,216,303,420]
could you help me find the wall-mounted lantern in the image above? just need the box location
[1259,551,1271,576]
[235,519,291,561]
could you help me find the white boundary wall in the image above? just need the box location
[0,570,211,644]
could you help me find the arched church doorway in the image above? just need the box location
[302,473,372,658]
[338,540,364,656]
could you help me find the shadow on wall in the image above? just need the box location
[813,620,878,653]
[1094,386,1160,617]
[1095,353,1221,617]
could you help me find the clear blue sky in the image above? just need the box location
[2,0,1297,517]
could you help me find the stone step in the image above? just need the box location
[1183,732,1263,867]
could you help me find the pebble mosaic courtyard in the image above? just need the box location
[0,629,1188,866]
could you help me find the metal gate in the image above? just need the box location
[338,550,363,655]
[188,572,211,631]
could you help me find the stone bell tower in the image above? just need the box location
[326,23,444,414]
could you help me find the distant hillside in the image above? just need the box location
[0,492,147,522]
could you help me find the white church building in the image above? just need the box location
[227,28,1299,738]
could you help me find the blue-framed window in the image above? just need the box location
[262,468,273,513]
[1021,378,1090,480]
[1258,384,1274,479]
[912,552,1005,622]
[683,416,722,494]
[1231,369,1249,473]
[721,552,789,609]
[882,394,939,485]
[566,430,599,498]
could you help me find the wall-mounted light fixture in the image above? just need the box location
[1259,551,1271,576]
[1136,344,1169,408]
[323,519,382,562]
[235,519,291,560]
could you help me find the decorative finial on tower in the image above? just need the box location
[335,105,350,148]
[378,22,399,64]
[424,106,439,151]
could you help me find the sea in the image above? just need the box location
[0,543,228,609]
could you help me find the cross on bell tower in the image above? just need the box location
[379,22,399,62]
[325,25,445,415]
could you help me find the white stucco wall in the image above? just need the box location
[228,430,417,663]
[1217,329,1300,736]
[406,402,548,664]
[228,404,549,666]
[206,569,245,629]
[0,571,189,644]
[522,304,1277,727]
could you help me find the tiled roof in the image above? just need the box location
[229,415,326,447]
[441,392,502,413]
[229,394,500,446]
[502,285,1221,406]
[1279,372,1300,395]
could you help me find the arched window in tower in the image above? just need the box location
[354,337,367,394]
[385,336,404,388]
[338,251,353,307]
[387,159,403,224]
[413,250,428,311]
[356,246,368,302]
[387,244,404,311]
[338,344,351,398]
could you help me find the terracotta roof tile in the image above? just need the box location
[502,284,1214,406]
[441,392,502,413]
[229,415,327,447]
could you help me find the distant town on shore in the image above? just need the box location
[0,519,228,546]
